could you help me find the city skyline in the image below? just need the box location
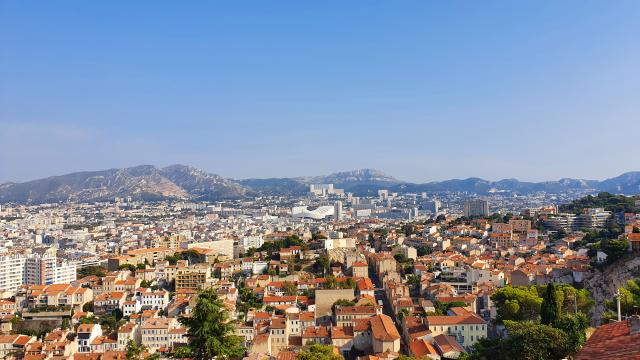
[2,1,640,183]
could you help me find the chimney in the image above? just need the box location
[629,315,640,335]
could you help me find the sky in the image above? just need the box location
[1,1,640,183]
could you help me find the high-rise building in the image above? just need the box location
[25,248,77,286]
[0,248,77,291]
[241,235,264,250]
[0,253,26,292]
[425,200,441,214]
[335,201,343,221]
[464,199,489,217]
[309,184,335,196]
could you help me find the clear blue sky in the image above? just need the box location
[1,1,639,183]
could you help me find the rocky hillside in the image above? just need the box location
[584,256,640,326]
[0,165,248,203]
[159,165,250,200]
[2,165,640,203]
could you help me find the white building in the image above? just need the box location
[188,240,234,258]
[242,235,264,250]
[139,290,169,310]
[335,201,344,221]
[291,205,335,220]
[252,261,268,275]
[324,238,356,250]
[77,324,102,353]
[0,252,26,293]
[0,248,76,292]
[25,248,77,286]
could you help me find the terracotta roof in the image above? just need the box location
[271,318,286,329]
[576,320,640,360]
[409,338,439,358]
[78,324,97,333]
[331,326,354,339]
[370,314,400,341]
[433,334,465,354]
[426,313,486,326]
[302,326,329,338]
[336,306,377,315]
[278,350,297,360]
[299,311,315,321]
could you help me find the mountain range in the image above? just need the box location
[1,165,639,203]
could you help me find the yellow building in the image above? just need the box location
[175,264,212,290]
[426,308,487,348]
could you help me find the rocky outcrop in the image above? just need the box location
[583,255,640,326]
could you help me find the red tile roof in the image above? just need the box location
[576,320,640,360]
[370,314,400,341]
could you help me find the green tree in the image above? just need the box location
[344,277,356,289]
[179,288,245,360]
[325,275,337,289]
[171,346,193,359]
[237,286,263,315]
[541,282,560,325]
[434,301,468,315]
[406,275,420,289]
[605,278,640,316]
[491,286,542,322]
[119,264,137,272]
[282,281,298,296]
[297,343,342,360]
[504,321,571,360]
[77,265,107,279]
[603,239,629,263]
[397,308,410,320]
[332,299,356,310]
[125,339,147,360]
[82,301,94,312]
[466,321,571,360]
[553,313,588,355]
[416,245,432,257]
[316,253,331,275]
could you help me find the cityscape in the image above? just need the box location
[0,168,639,359]
[2,2,640,360]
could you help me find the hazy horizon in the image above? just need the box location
[2,2,640,183]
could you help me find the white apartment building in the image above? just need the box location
[0,252,26,292]
[0,248,77,292]
[242,235,264,250]
[139,290,169,310]
[25,248,77,286]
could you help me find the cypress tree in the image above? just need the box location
[541,282,560,325]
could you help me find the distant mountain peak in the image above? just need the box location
[0,165,248,203]
[1,165,639,203]
[316,168,402,184]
